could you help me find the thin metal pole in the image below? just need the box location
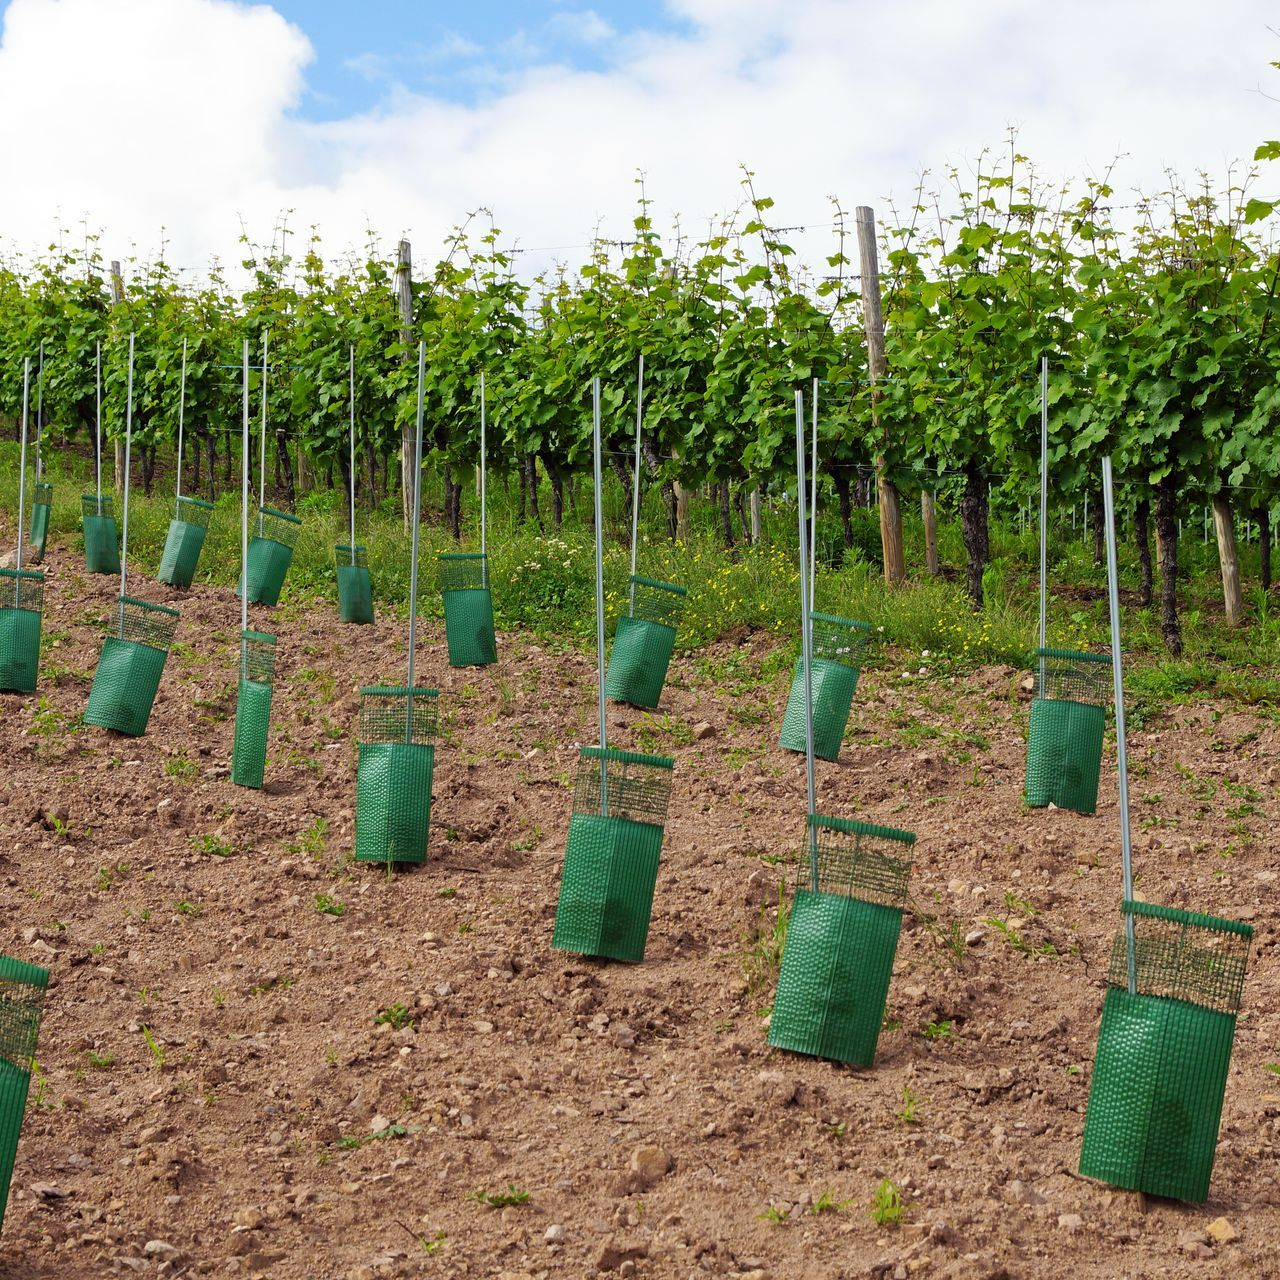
[1102,457,1137,995]
[795,390,817,891]
[120,334,135,620]
[406,341,426,720]
[480,370,487,582]
[629,353,644,615]
[259,330,269,516]
[241,340,249,639]
[809,377,818,609]
[592,377,608,764]
[35,340,43,481]
[95,341,102,502]
[16,359,29,580]
[348,344,356,562]
[176,337,188,505]
[1039,357,1048,652]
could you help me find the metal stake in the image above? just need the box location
[120,334,135,628]
[35,340,43,481]
[241,340,250,640]
[480,370,487,585]
[16,359,29,583]
[176,337,188,505]
[795,390,817,890]
[592,376,608,783]
[348,344,356,564]
[1039,357,1048,652]
[94,341,102,501]
[259,330,269,517]
[809,377,818,609]
[406,341,426,741]
[629,353,644,616]
[1102,457,1137,995]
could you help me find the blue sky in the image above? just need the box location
[261,1,691,118]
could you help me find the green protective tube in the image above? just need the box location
[552,812,664,963]
[1025,697,1105,814]
[778,657,859,760]
[442,588,497,666]
[604,615,675,710]
[27,483,52,563]
[157,497,215,589]
[84,637,169,736]
[335,544,373,625]
[0,955,48,1232]
[0,569,44,694]
[231,679,273,789]
[240,537,294,607]
[355,742,434,864]
[81,495,120,575]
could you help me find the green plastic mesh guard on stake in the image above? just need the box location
[355,687,438,864]
[335,544,373,625]
[604,577,686,710]
[81,494,120,575]
[232,631,276,789]
[27,482,52,564]
[0,955,48,1232]
[0,570,44,694]
[1079,901,1252,1202]
[157,496,214,588]
[553,747,675,963]
[84,596,179,736]
[238,506,301,607]
[769,817,914,1066]
[439,553,496,666]
[779,614,872,760]
[1025,647,1110,814]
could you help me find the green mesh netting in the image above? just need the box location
[84,596,179,736]
[1079,902,1253,1202]
[335,544,373,625]
[769,816,914,1067]
[603,578,686,710]
[0,570,44,694]
[157,497,214,588]
[231,631,276,790]
[1025,648,1111,815]
[80,494,120,575]
[238,507,301,607]
[552,747,674,963]
[0,955,48,1232]
[355,687,439,864]
[439,554,496,666]
[778,614,872,759]
[27,482,52,563]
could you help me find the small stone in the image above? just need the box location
[691,721,715,740]
[370,1114,391,1133]
[544,1223,565,1243]
[473,1020,495,1034]
[629,1144,672,1187]
[1005,1179,1045,1206]
[232,1206,263,1230]
[1057,1213,1084,1233]
[964,930,984,946]
[1206,1217,1238,1245]
[611,1023,636,1049]
[1019,674,1035,693]
[30,1182,68,1200]
[143,1240,179,1257]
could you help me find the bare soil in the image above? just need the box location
[0,542,1277,1280]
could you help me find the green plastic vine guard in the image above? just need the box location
[232,631,276,789]
[769,817,914,1066]
[27,482,52,564]
[1025,647,1110,814]
[552,747,675,963]
[81,494,120,575]
[0,954,48,1232]
[439,553,496,666]
[779,614,872,760]
[84,596,179,736]
[0,569,44,694]
[157,496,214,588]
[1079,901,1252,1202]
[335,543,373,625]
[355,687,438,865]
[604,577,686,710]
[238,506,301,607]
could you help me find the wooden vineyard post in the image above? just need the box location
[1211,493,1243,627]
[396,239,414,531]
[922,489,940,576]
[856,207,905,585]
[110,260,125,492]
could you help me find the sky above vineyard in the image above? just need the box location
[0,0,1277,280]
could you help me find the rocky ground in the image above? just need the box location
[0,540,1277,1280]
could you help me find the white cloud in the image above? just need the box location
[0,0,1276,284]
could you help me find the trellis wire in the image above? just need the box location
[16,359,28,579]
[348,343,356,563]
[119,333,135,625]
[1039,357,1048,652]
[1102,456,1136,995]
[241,339,249,638]
[629,353,643,615]
[795,389,817,891]
[175,337,187,504]
[592,376,608,809]
[406,341,426,742]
